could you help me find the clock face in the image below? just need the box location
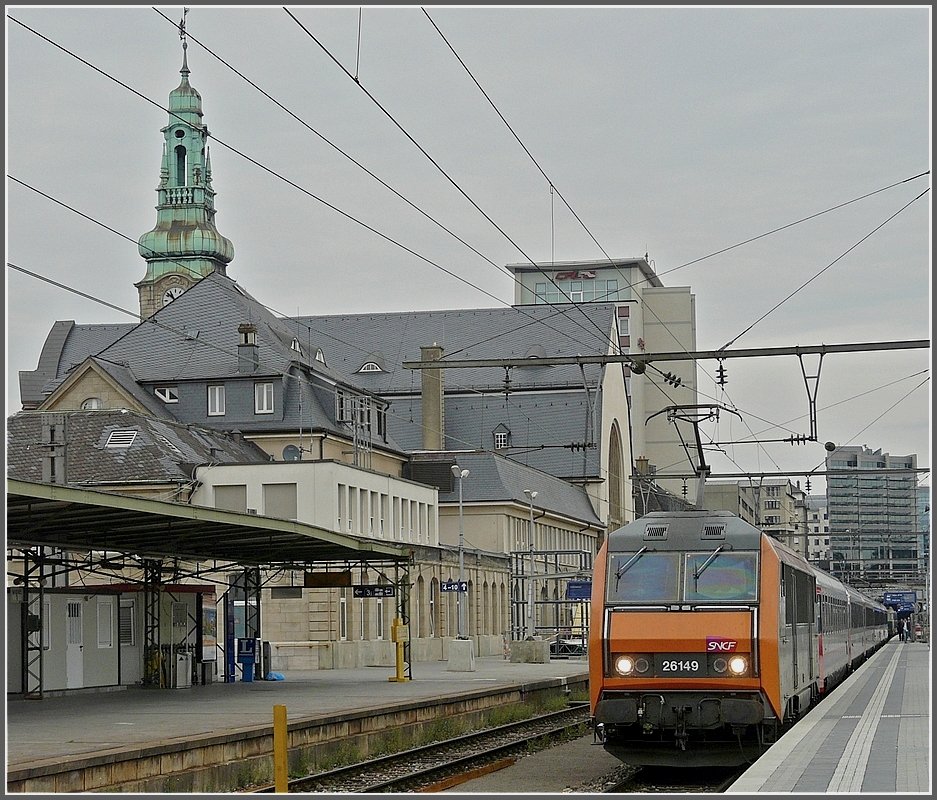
[162,286,185,305]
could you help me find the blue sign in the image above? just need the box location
[441,580,468,593]
[352,585,396,598]
[566,581,593,600]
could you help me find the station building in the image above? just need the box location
[8,44,636,693]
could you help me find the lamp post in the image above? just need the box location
[451,465,470,639]
[523,489,538,640]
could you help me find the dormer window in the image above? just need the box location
[290,338,303,355]
[493,423,511,450]
[238,324,257,346]
[155,386,179,404]
[315,349,326,364]
[359,362,382,373]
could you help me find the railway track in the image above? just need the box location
[253,703,591,793]
[601,764,747,793]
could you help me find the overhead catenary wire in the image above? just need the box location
[721,188,930,350]
[6,14,629,364]
[9,10,928,488]
[281,7,621,358]
[415,8,916,476]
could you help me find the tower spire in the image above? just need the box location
[135,11,235,319]
[179,7,190,80]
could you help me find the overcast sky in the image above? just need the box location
[5,4,931,493]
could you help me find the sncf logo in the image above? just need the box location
[706,637,738,652]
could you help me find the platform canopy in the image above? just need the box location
[6,478,409,567]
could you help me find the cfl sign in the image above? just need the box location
[706,636,739,652]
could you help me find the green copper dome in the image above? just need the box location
[167,48,203,125]
[138,44,234,277]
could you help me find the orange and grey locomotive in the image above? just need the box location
[589,511,888,766]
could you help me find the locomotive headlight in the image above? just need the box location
[727,655,748,675]
[712,657,728,674]
[614,655,636,676]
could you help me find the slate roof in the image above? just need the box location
[292,303,618,393]
[6,409,270,486]
[388,391,604,479]
[17,282,618,477]
[19,320,135,407]
[411,450,602,527]
[97,273,349,385]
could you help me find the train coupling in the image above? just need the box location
[673,705,692,751]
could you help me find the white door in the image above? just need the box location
[66,600,83,688]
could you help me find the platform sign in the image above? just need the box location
[352,585,395,598]
[566,581,593,600]
[883,591,917,606]
[440,580,468,593]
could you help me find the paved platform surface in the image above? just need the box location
[6,654,590,769]
[727,639,931,794]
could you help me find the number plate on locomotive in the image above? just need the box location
[655,654,705,676]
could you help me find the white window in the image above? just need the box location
[254,382,274,414]
[618,318,630,336]
[337,484,346,531]
[208,385,225,416]
[359,362,382,373]
[339,594,348,641]
[97,599,114,648]
[119,599,135,646]
[80,397,103,410]
[494,431,509,449]
[155,386,179,404]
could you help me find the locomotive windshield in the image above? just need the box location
[606,552,681,603]
[605,550,758,604]
[684,551,757,601]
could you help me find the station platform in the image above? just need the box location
[6,654,591,792]
[728,639,931,794]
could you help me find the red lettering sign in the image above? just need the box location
[555,270,597,280]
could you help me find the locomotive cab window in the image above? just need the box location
[684,551,758,602]
[606,551,680,603]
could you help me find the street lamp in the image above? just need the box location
[451,465,470,639]
[523,489,538,640]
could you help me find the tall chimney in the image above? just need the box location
[238,323,259,373]
[421,344,444,450]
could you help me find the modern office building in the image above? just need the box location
[826,445,919,587]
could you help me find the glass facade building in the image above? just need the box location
[826,445,919,587]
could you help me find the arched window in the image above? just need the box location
[174,145,187,186]
[80,397,103,410]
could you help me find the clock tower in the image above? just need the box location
[136,36,234,318]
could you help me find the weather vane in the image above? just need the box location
[178,7,189,48]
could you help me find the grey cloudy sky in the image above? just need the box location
[5,4,931,492]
